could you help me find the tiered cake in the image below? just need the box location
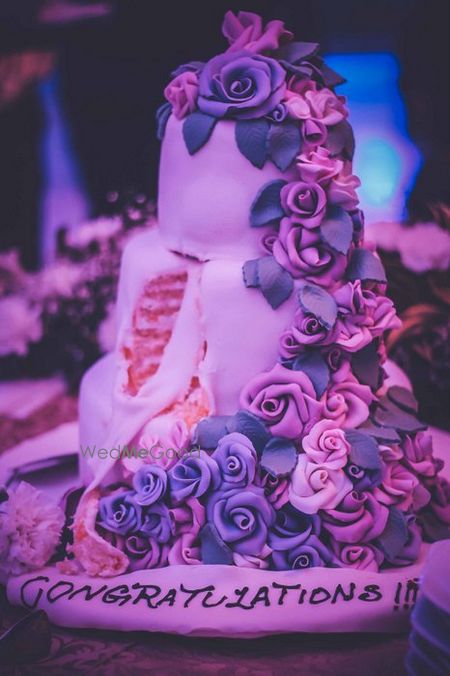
[6,11,450,636]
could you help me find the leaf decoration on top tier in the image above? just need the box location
[182,112,218,154]
[325,119,355,160]
[346,248,387,283]
[267,121,302,171]
[320,205,354,255]
[298,283,338,330]
[235,119,270,168]
[243,256,294,309]
[250,179,287,228]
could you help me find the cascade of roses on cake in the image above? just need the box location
[90,10,450,575]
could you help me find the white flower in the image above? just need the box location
[369,221,450,273]
[65,217,121,248]
[0,296,43,356]
[36,262,83,298]
[0,482,65,575]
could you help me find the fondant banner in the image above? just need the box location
[7,560,422,636]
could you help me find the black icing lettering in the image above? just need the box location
[225,586,253,610]
[393,582,402,611]
[309,587,331,605]
[298,588,308,604]
[47,580,75,603]
[331,583,356,604]
[131,583,161,608]
[202,591,227,608]
[179,584,217,608]
[157,588,177,607]
[102,584,131,606]
[20,575,49,609]
[272,582,301,606]
[358,584,382,602]
[404,579,419,610]
[68,584,108,602]
[250,586,270,608]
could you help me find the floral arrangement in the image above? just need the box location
[67,11,450,577]
[0,482,65,576]
[0,192,155,389]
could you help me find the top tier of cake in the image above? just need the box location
[158,115,295,260]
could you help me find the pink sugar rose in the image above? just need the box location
[322,490,389,543]
[297,147,343,184]
[331,541,384,572]
[168,497,205,566]
[322,372,374,429]
[289,454,352,514]
[273,218,347,285]
[402,432,436,477]
[285,80,348,127]
[164,71,199,120]
[233,544,272,569]
[328,166,360,210]
[222,10,292,54]
[240,363,322,439]
[302,419,350,470]
[284,90,311,119]
[373,461,430,512]
[280,182,327,228]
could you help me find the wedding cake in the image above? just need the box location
[5,10,449,637]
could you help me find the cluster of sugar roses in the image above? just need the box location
[93,11,449,574]
[96,399,448,573]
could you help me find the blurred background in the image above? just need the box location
[0,0,449,429]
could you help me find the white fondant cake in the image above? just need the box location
[4,10,449,636]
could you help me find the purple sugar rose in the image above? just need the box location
[280,182,327,229]
[272,534,335,570]
[289,454,352,514]
[402,432,436,477]
[124,535,169,572]
[212,432,257,488]
[273,219,347,285]
[279,307,336,359]
[97,491,141,536]
[258,471,289,509]
[345,463,383,491]
[139,502,174,544]
[240,363,322,439]
[222,10,292,54]
[207,486,275,556]
[373,461,430,512]
[169,451,220,502]
[321,490,389,543]
[268,502,320,551]
[132,465,168,506]
[197,50,286,120]
[266,102,288,122]
[331,541,384,572]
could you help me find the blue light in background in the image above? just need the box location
[326,53,422,224]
